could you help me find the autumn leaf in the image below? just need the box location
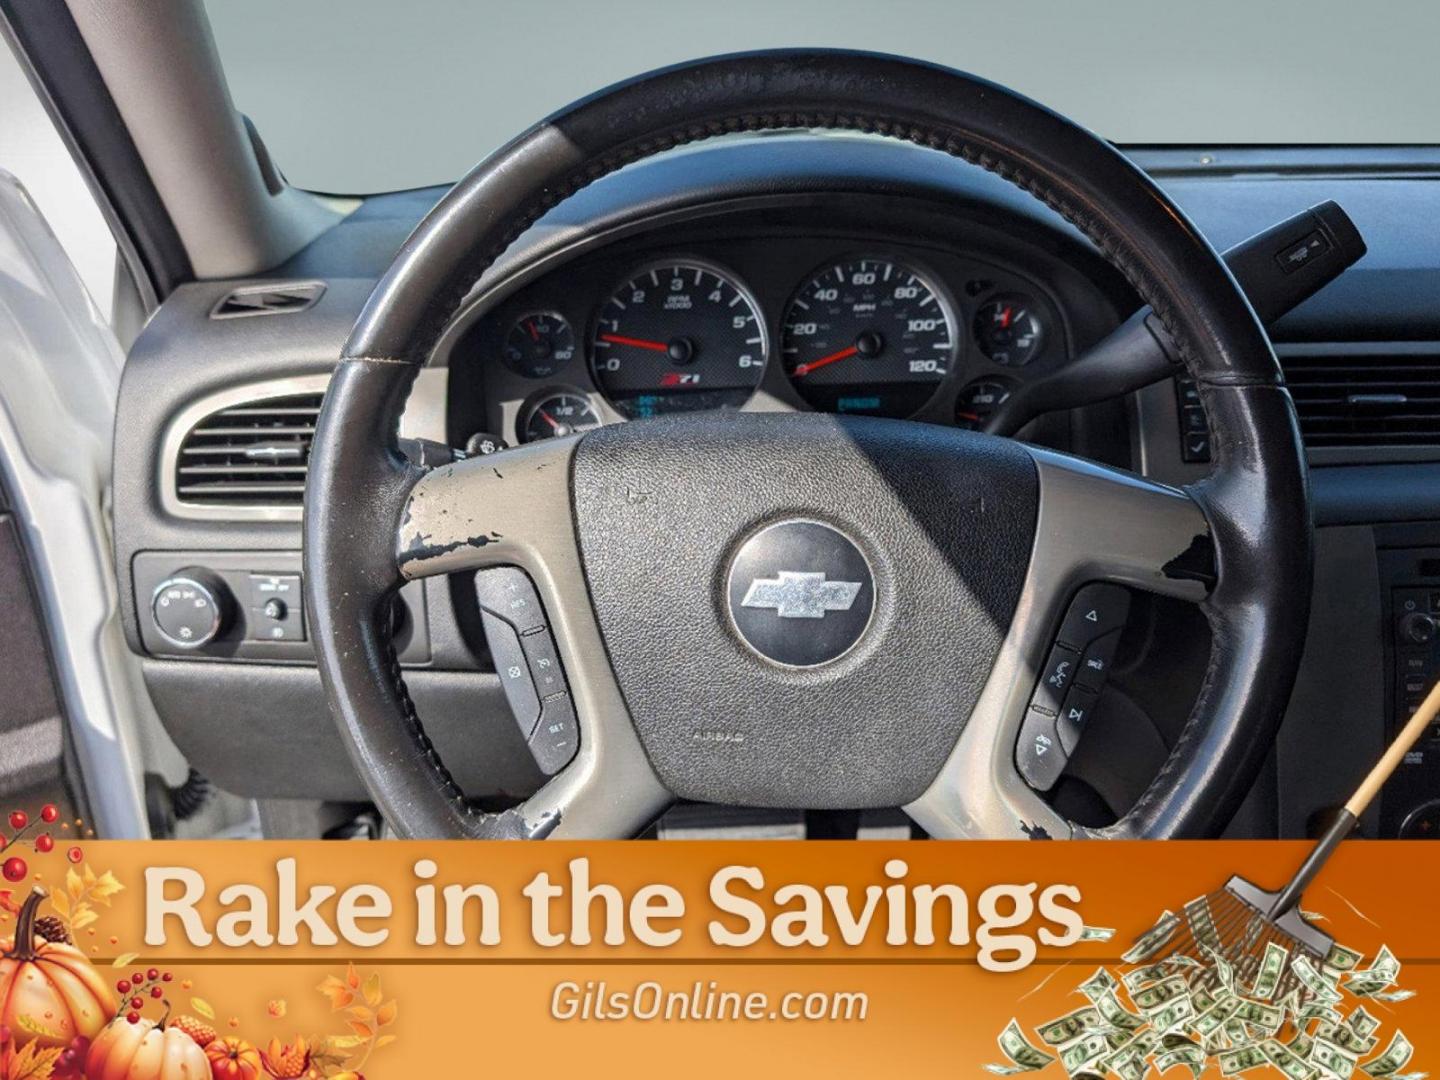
[375,1033,398,1050]
[44,891,66,919]
[90,871,124,905]
[362,972,382,1007]
[5,1040,64,1080]
[111,952,138,968]
[0,890,20,916]
[317,975,354,1011]
[70,907,98,932]
[65,867,83,902]
[344,1006,373,1024]
[321,1035,366,1053]
[375,1000,397,1027]
[191,997,216,1020]
[346,1020,373,1040]
[345,962,360,990]
[82,864,96,889]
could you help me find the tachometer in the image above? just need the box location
[591,261,767,417]
[782,257,956,418]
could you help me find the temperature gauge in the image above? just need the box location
[503,312,576,379]
[974,295,1044,367]
[955,380,1013,431]
[519,390,602,443]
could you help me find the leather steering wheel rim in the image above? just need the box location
[303,49,1312,840]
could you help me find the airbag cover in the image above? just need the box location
[571,412,1038,807]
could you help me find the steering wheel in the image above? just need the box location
[303,51,1311,840]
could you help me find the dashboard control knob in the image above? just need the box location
[1400,611,1436,645]
[151,568,232,649]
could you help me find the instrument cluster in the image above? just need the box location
[446,231,1076,452]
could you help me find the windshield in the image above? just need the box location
[206,0,1440,195]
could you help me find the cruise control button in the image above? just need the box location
[1032,644,1081,715]
[1057,684,1100,755]
[521,629,567,698]
[1056,584,1131,650]
[1016,707,1066,791]
[481,610,541,738]
[530,693,579,775]
[475,567,546,634]
[1076,629,1122,691]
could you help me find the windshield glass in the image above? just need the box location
[206,0,1440,194]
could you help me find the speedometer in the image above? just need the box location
[782,257,956,418]
[591,261,767,417]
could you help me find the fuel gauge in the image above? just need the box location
[519,389,602,443]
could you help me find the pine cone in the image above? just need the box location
[33,914,70,943]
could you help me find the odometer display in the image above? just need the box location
[591,261,767,417]
[782,258,956,418]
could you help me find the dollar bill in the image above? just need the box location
[1345,946,1400,994]
[1078,967,1119,1003]
[1220,1044,1270,1075]
[1094,990,1146,1034]
[1036,1006,1104,1047]
[1232,998,1284,1034]
[1123,963,1171,991]
[1079,925,1116,942]
[1203,943,1237,992]
[1251,940,1290,1001]
[1322,1022,1380,1058]
[1313,1037,1360,1080]
[1060,1033,1111,1075]
[1132,974,1189,1013]
[1289,1031,1315,1060]
[1156,1044,1206,1078]
[1123,911,1180,964]
[1263,1038,1320,1080]
[1349,1008,1382,1038]
[1361,1032,1414,1078]
[1325,943,1365,973]
[1367,989,1416,1003]
[987,1019,1057,1075]
[1293,955,1345,1005]
[1194,998,1242,1038]
[1149,994,1196,1034]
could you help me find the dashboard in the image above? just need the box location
[439,195,1129,457]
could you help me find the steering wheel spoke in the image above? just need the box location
[906,448,1212,839]
[391,437,671,838]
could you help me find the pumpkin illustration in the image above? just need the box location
[86,1011,209,1079]
[0,887,115,1049]
[205,1036,264,1080]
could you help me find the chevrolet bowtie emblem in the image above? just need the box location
[741,571,862,620]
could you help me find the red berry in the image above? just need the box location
[59,1048,76,1066]
[147,967,159,981]
[66,846,82,863]
[126,1012,140,1024]
[35,834,54,853]
[8,811,26,831]
[40,805,58,824]
[132,972,144,985]
[130,996,143,1010]
[116,980,130,994]
[151,986,163,999]
[161,972,173,982]
[1,856,26,882]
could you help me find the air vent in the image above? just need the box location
[1281,348,1440,449]
[174,392,324,506]
[210,281,324,319]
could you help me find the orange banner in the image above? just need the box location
[0,840,1433,1078]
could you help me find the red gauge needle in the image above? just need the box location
[538,409,562,431]
[999,306,1014,329]
[793,344,859,378]
[599,333,669,353]
[526,319,540,341]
